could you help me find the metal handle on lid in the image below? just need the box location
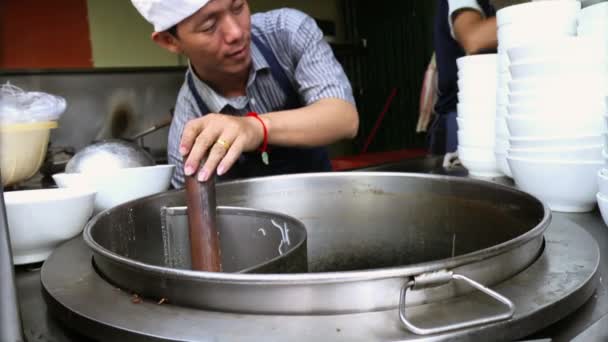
[399,270,515,335]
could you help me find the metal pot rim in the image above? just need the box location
[83,172,551,285]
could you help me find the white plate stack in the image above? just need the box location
[456,54,501,178]
[505,36,608,213]
[495,0,580,177]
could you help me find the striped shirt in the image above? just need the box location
[168,8,355,189]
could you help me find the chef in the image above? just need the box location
[130,0,359,188]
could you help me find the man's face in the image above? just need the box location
[174,0,251,78]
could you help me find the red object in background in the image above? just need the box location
[361,87,398,154]
[0,0,93,69]
[331,149,428,171]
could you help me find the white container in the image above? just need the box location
[496,116,510,138]
[53,165,175,213]
[507,156,602,212]
[506,114,606,137]
[456,54,498,69]
[508,144,603,160]
[510,61,607,80]
[497,1,581,27]
[508,76,608,94]
[597,168,608,195]
[508,102,606,117]
[510,134,603,149]
[495,152,513,178]
[458,129,495,148]
[457,102,497,119]
[459,146,502,178]
[495,136,510,154]
[456,117,495,133]
[508,91,607,107]
[580,2,608,24]
[596,192,608,227]
[4,188,96,265]
[498,25,577,50]
[507,37,608,64]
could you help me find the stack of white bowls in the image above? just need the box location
[505,36,607,213]
[456,54,501,178]
[495,0,580,177]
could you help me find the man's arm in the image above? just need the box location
[452,9,498,55]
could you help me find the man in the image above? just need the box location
[130,0,359,188]
[430,0,497,155]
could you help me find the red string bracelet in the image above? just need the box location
[246,112,269,165]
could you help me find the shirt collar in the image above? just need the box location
[188,42,270,113]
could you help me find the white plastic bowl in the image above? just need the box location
[597,192,608,227]
[510,134,603,149]
[495,116,510,138]
[507,102,606,117]
[457,102,497,119]
[508,76,608,93]
[495,152,513,177]
[508,91,607,106]
[507,37,608,64]
[53,165,174,213]
[506,114,605,137]
[456,54,498,69]
[597,168,608,195]
[495,136,510,154]
[508,156,602,212]
[497,1,580,27]
[458,129,495,148]
[4,188,96,265]
[458,146,502,178]
[508,144,603,160]
[456,116,495,133]
[498,24,577,50]
[580,2,608,23]
[510,61,607,80]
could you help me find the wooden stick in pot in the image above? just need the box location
[185,175,222,272]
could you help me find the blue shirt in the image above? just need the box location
[168,9,355,188]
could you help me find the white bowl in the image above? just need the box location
[458,146,502,178]
[495,152,513,177]
[580,2,608,23]
[508,91,607,106]
[53,165,175,213]
[596,192,608,227]
[510,61,607,80]
[506,114,606,137]
[4,188,96,265]
[495,136,510,153]
[597,168,608,195]
[508,76,608,93]
[509,134,603,149]
[507,37,608,64]
[508,144,603,160]
[497,1,580,27]
[458,129,495,148]
[508,156,602,212]
[456,116,495,133]
[507,102,607,117]
[498,24,577,50]
[457,102,497,119]
[495,116,510,138]
[456,54,498,69]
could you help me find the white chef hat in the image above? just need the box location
[131,0,210,32]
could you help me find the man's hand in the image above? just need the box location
[179,113,265,181]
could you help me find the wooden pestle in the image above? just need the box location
[185,175,222,272]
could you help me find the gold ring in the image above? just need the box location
[216,139,231,150]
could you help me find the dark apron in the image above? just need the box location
[186,35,332,181]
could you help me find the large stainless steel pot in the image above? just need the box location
[82,172,549,332]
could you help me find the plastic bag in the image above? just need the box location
[0,82,67,123]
